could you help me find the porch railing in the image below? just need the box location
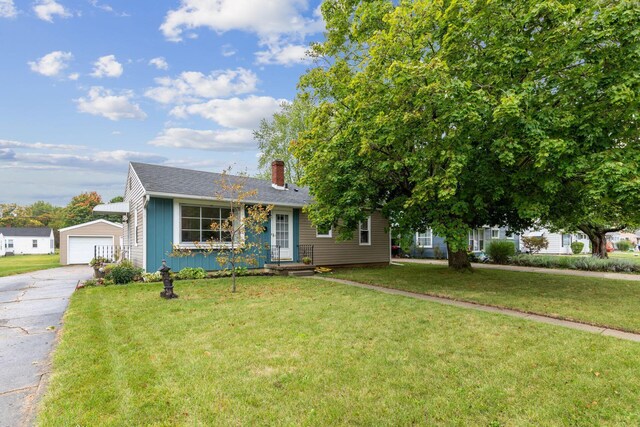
[297,244,314,265]
[94,245,131,263]
[270,245,281,266]
[269,244,314,266]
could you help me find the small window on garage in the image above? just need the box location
[33,239,38,248]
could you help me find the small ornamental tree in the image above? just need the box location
[171,169,273,293]
[521,236,549,255]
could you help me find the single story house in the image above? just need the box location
[408,226,519,259]
[519,228,590,254]
[606,231,638,247]
[95,161,390,273]
[0,227,55,256]
[59,219,124,265]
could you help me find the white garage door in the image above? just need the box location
[68,236,113,264]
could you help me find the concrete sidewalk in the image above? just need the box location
[0,265,92,427]
[314,276,640,343]
[399,258,640,281]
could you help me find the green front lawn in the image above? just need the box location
[39,277,640,425]
[333,263,640,333]
[609,252,640,263]
[0,253,60,277]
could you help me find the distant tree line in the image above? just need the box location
[0,192,123,247]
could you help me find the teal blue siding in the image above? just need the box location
[146,197,293,272]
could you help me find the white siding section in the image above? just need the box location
[124,165,146,268]
[520,228,590,254]
[3,235,54,255]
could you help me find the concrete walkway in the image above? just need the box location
[0,265,92,427]
[314,276,640,343]
[400,258,640,281]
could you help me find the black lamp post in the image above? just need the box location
[159,260,178,299]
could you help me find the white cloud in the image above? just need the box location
[0,148,16,159]
[148,127,255,151]
[28,51,73,77]
[221,44,236,57]
[0,138,82,150]
[68,72,79,80]
[33,0,71,22]
[160,0,323,42]
[255,41,309,66]
[89,1,129,17]
[145,68,258,104]
[91,55,123,78]
[0,0,17,18]
[170,95,285,129]
[149,56,169,70]
[76,86,147,121]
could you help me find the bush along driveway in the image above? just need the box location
[0,265,92,427]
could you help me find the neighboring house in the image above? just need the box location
[409,226,519,259]
[95,161,391,273]
[59,220,124,265]
[0,227,55,256]
[606,231,638,247]
[0,233,4,257]
[519,228,590,254]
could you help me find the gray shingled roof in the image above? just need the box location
[131,162,312,207]
[0,227,52,237]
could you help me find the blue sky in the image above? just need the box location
[0,0,323,205]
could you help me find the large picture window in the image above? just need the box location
[181,205,232,244]
[416,229,433,248]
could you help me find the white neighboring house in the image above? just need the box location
[0,233,5,257]
[519,228,591,254]
[0,227,55,256]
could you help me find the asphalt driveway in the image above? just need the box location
[0,265,92,427]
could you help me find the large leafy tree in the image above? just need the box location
[295,0,640,268]
[63,192,104,228]
[253,96,313,185]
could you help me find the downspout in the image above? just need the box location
[142,194,149,272]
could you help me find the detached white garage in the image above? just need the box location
[60,220,124,265]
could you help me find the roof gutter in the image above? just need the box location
[144,191,308,208]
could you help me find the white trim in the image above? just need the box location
[134,202,139,247]
[271,208,294,260]
[142,196,148,271]
[66,234,115,265]
[359,216,371,246]
[173,199,237,248]
[59,219,123,232]
[491,227,500,239]
[315,226,332,238]
[415,229,433,248]
[146,191,306,208]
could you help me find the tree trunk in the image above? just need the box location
[447,244,471,270]
[589,232,608,259]
[578,223,626,259]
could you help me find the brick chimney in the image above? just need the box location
[271,160,285,189]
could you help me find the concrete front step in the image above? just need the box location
[288,270,315,277]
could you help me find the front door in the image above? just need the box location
[271,210,293,260]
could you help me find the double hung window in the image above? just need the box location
[181,205,233,244]
[416,229,433,248]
